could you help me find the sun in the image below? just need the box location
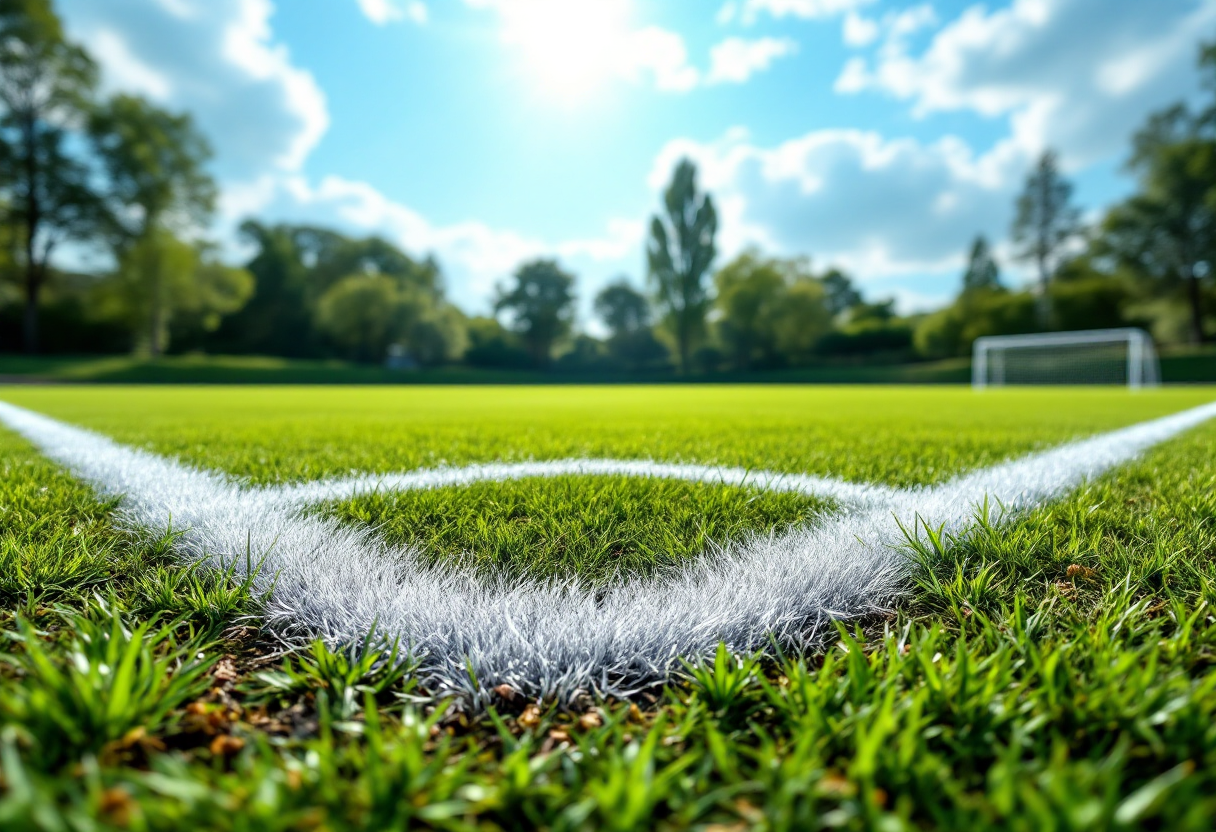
[495,0,632,102]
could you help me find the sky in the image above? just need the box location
[54,0,1216,326]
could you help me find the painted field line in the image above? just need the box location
[1,399,1214,705]
[270,458,899,511]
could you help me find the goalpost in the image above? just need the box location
[972,328,1161,389]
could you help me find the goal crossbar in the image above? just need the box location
[972,327,1160,389]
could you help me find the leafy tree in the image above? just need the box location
[820,268,862,317]
[914,290,1037,359]
[714,251,788,370]
[495,258,575,366]
[213,221,314,356]
[647,158,717,373]
[773,275,833,364]
[846,299,897,327]
[212,225,455,359]
[96,230,252,354]
[87,95,218,356]
[304,233,442,302]
[0,0,98,353]
[315,272,467,366]
[89,94,215,243]
[962,235,1001,293]
[315,274,399,363]
[593,279,668,371]
[1011,150,1081,323]
[395,283,467,367]
[1094,69,1216,343]
[594,280,649,336]
[713,252,835,370]
[463,315,532,369]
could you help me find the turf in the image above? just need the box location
[325,475,828,585]
[1,385,1216,830]
[2,386,1213,485]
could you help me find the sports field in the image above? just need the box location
[2,385,1216,829]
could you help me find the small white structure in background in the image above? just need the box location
[973,328,1161,389]
[384,344,418,371]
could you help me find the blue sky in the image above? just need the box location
[54,0,1216,325]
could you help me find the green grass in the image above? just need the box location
[326,475,827,585]
[3,385,1213,486]
[2,385,1216,830]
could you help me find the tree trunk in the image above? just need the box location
[22,277,40,355]
[149,264,162,358]
[1186,267,1207,345]
[677,317,690,374]
[1035,249,1051,329]
[21,113,42,355]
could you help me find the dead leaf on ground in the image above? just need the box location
[518,704,541,729]
[209,734,245,757]
[98,787,135,825]
[1066,564,1097,580]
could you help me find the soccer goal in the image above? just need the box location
[972,328,1161,389]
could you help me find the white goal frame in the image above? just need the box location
[972,328,1161,389]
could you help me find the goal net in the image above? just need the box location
[972,328,1160,389]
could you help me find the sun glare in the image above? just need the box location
[498,0,632,102]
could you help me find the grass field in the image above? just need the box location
[2,385,1216,829]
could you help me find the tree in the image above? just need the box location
[89,94,215,242]
[212,224,459,359]
[1011,150,1081,323]
[594,280,650,337]
[647,158,717,373]
[87,95,217,356]
[214,221,315,356]
[820,268,862,317]
[714,251,788,370]
[594,279,667,371]
[97,230,252,354]
[495,258,575,366]
[315,269,466,366]
[773,276,833,363]
[1094,83,1216,343]
[711,252,835,370]
[464,315,532,369]
[914,290,1037,359]
[962,235,1001,293]
[0,0,98,354]
[315,274,399,363]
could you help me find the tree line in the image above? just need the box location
[1,0,1212,371]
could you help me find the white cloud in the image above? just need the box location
[837,0,1216,166]
[648,127,1024,285]
[467,0,800,94]
[221,0,329,171]
[622,26,701,92]
[841,12,878,47]
[60,0,328,178]
[739,0,875,23]
[466,0,704,94]
[89,28,173,100]
[707,37,798,85]
[357,0,427,26]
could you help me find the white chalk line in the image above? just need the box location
[270,458,900,511]
[1,398,1214,704]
